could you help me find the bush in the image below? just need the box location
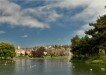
[0,42,16,59]
[32,47,46,57]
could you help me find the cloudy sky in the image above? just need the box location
[0,0,106,47]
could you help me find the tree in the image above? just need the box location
[32,46,46,57]
[71,35,80,47]
[71,35,81,56]
[71,15,106,60]
[0,42,16,59]
[85,15,106,54]
[71,35,90,59]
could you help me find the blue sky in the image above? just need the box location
[0,0,106,47]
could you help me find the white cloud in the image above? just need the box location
[0,0,49,28]
[23,6,61,22]
[75,29,92,38]
[0,30,5,34]
[57,0,91,9]
[72,0,106,37]
[72,0,106,22]
[41,0,91,9]
[81,24,94,30]
[75,24,94,37]
[47,10,61,21]
[76,29,85,36]
[0,0,105,30]
[21,35,28,38]
[22,0,92,23]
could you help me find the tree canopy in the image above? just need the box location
[71,15,106,60]
[0,42,16,59]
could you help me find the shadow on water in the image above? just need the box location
[72,63,106,75]
[0,59,106,75]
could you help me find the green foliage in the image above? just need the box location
[37,46,46,51]
[71,15,106,60]
[0,42,16,59]
[71,35,90,59]
[86,15,106,53]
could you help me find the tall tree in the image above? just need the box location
[71,15,106,60]
[86,15,106,54]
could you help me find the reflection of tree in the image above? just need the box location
[0,60,15,75]
[14,59,35,75]
[34,59,45,75]
[72,63,106,75]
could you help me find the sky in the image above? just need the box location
[0,0,106,47]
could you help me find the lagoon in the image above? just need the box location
[0,59,106,75]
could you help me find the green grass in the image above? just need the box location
[99,55,106,62]
[72,55,106,64]
[85,55,106,64]
[44,56,68,60]
[15,56,68,60]
[15,56,30,59]
[86,59,104,64]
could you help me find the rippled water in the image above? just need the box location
[0,59,106,75]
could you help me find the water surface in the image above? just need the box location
[0,59,106,75]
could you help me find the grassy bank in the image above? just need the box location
[15,56,68,60]
[72,55,106,64]
[15,56,30,59]
[44,56,68,60]
[86,55,106,64]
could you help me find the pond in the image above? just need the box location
[0,59,106,75]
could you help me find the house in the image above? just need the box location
[25,50,32,56]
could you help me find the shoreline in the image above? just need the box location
[71,55,106,64]
[13,56,68,60]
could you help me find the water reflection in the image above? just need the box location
[72,63,106,75]
[0,59,106,75]
[15,60,72,75]
[0,60,15,75]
